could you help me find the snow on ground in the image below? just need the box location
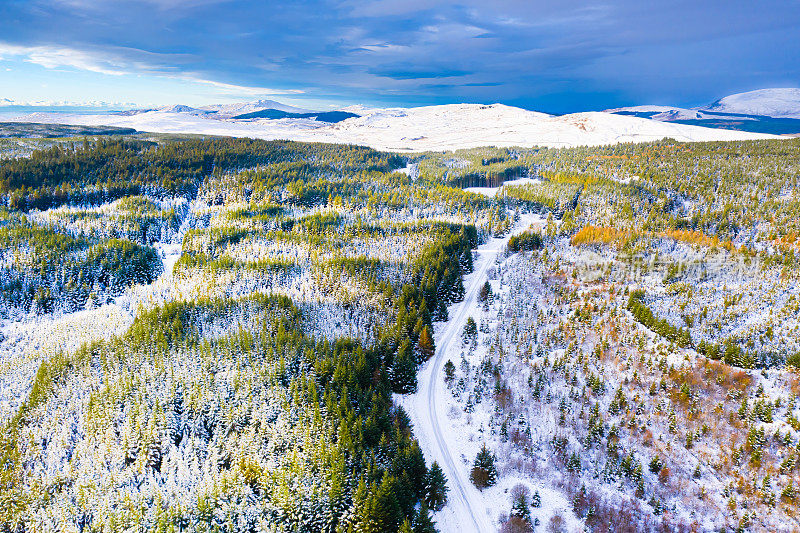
[0,197,203,423]
[0,304,130,423]
[396,162,420,180]
[466,177,543,198]
[608,88,800,121]
[398,212,584,533]
[605,105,756,122]
[702,88,800,118]
[198,99,312,117]
[9,102,778,152]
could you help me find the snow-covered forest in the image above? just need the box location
[1,135,799,532]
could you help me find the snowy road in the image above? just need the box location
[401,214,539,533]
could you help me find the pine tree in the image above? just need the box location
[463,316,477,343]
[364,474,403,533]
[434,298,448,322]
[531,490,541,508]
[399,517,414,533]
[510,489,531,523]
[443,360,456,384]
[424,461,448,511]
[478,281,493,303]
[417,326,435,362]
[392,338,418,394]
[413,503,437,533]
[470,443,498,489]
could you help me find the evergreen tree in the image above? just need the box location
[392,338,418,394]
[463,316,477,344]
[478,280,493,303]
[531,490,541,508]
[362,474,402,533]
[413,503,437,533]
[424,461,449,511]
[443,360,456,384]
[510,489,531,523]
[417,326,435,362]
[434,299,448,322]
[394,439,428,502]
[470,443,498,489]
[399,518,414,533]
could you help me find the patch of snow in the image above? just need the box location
[466,177,543,198]
[395,162,419,180]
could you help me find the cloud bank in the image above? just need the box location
[0,0,798,111]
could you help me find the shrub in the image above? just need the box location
[470,466,491,489]
[547,513,567,533]
[500,516,534,533]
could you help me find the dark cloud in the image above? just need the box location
[0,0,798,111]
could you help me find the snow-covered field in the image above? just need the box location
[606,105,758,122]
[11,102,777,152]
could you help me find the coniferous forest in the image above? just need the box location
[1,135,800,531]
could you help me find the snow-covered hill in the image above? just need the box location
[608,89,800,121]
[12,101,777,152]
[702,88,800,118]
[199,99,312,117]
[606,105,755,122]
[157,104,213,115]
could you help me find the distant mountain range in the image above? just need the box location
[3,88,797,150]
[10,101,778,152]
[606,88,800,135]
[110,100,355,123]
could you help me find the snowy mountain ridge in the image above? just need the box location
[702,88,800,118]
[10,101,777,152]
[199,99,313,117]
[607,88,800,134]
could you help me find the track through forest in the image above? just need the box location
[405,213,540,533]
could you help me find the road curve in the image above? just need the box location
[405,214,537,533]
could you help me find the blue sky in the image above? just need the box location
[0,0,798,113]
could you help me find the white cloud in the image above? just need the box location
[0,42,301,98]
[182,76,304,96]
[0,42,181,76]
[359,43,410,54]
